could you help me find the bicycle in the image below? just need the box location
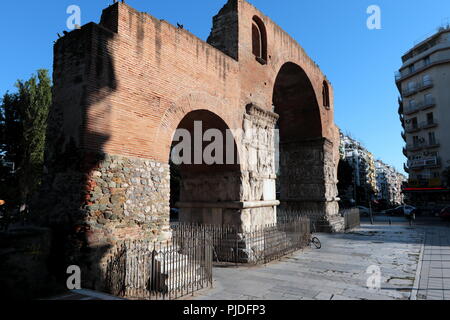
[308,224,322,249]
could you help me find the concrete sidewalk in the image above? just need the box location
[190,224,424,300]
[416,226,450,300]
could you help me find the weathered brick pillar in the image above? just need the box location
[278,138,344,232]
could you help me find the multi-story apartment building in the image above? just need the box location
[396,25,450,202]
[339,133,378,203]
[339,133,406,206]
[375,160,407,206]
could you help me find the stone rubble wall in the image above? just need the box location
[86,154,171,245]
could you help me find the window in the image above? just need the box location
[423,74,431,86]
[413,135,420,146]
[426,112,434,125]
[322,81,330,109]
[252,16,267,64]
[406,81,416,93]
[412,117,418,128]
[428,132,436,145]
[424,56,431,66]
[408,64,415,74]
[424,93,433,104]
[409,99,416,107]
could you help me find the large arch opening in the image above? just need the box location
[272,62,326,221]
[169,110,241,226]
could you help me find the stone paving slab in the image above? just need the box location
[191,224,423,301]
[415,226,450,301]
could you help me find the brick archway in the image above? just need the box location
[272,62,341,230]
[168,109,243,226]
[38,0,343,290]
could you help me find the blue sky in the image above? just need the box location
[1,0,450,174]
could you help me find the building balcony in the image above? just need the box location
[395,54,446,82]
[406,139,440,152]
[403,104,420,115]
[407,178,442,188]
[402,87,417,97]
[405,124,421,133]
[420,120,438,129]
[418,97,436,111]
[406,143,423,152]
[404,120,437,133]
[401,79,434,98]
[404,163,410,174]
[423,140,440,149]
[403,98,436,115]
[418,79,434,92]
[408,156,441,169]
[398,98,403,115]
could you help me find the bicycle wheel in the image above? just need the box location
[311,237,321,249]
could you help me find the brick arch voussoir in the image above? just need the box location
[270,52,330,139]
[155,92,241,165]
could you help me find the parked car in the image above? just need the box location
[357,206,371,216]
[440,207,450,220]
[385,206,403,216]
[386,205,416,217]
[403,205,416,216]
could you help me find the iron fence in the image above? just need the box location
[105,217,311,299]
[343,208,361,231]
[105,231,213,300]
[172,216,310,265]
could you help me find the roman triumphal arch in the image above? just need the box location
[38,0,343,288]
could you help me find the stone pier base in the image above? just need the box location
[177,200,280,231]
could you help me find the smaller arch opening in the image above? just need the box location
[252,16,267,65]
[322,81,330,109]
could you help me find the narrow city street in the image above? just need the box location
[189,216,450,300]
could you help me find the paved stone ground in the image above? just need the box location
[46,289,125,300]
[190,223,424,300]
[48,217,450,301]
[416,226,450,300]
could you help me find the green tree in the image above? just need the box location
[0,69,52,205]
[337,159,354,190]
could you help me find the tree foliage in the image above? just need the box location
[337,159,354,192]
[0,69,52,205]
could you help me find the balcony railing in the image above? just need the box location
[408,157,441,169]
[403,86,418,97]
[418,97,436,111]
[405,124,420,133]
[401,79,434,97]
[406,143,423,152]
[401,131,406,141]
[404,163,410,174]
[419,79,434,91]
[403,104,420,115]
[423,140,440,148]
[395,55,441,82]
[407,178,442,188]
[406,140,440,151]
[420,120,438,129]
